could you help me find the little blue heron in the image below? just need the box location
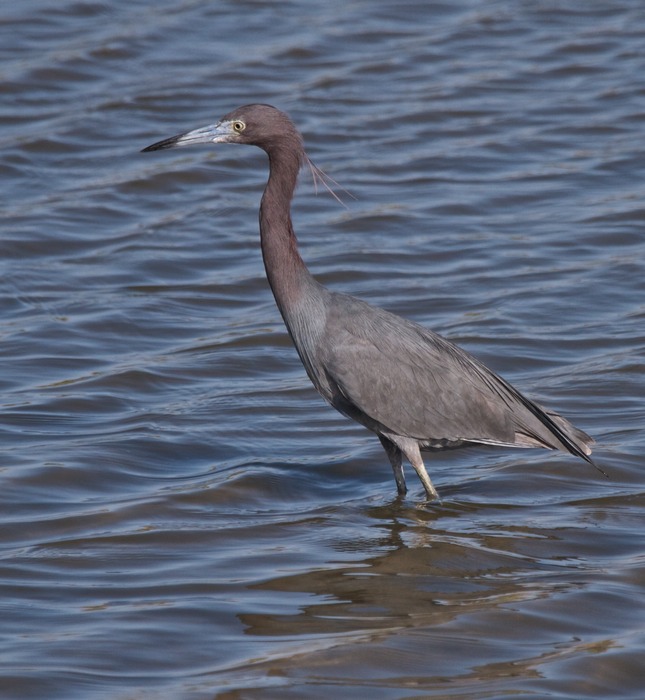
[142,104,605,501]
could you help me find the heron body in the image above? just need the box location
[143,104,602,501]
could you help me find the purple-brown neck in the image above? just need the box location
[259,143,313,319]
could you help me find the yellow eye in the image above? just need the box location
[232,120,246,132]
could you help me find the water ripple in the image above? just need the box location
[1,1,643,698]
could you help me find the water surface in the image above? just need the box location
[1,1,644,698]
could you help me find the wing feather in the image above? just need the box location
[320,293,596,466]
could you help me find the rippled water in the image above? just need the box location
[1,1,644,698]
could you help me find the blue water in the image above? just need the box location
[1,1,643,698]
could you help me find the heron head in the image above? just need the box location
[141,104,303,155]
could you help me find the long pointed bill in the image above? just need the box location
[141,121,234,152]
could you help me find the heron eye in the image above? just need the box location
[232,120,246,132]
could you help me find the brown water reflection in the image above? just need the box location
[214,493,644,697]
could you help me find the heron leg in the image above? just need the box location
[378,435,407,495]
[409,454,439,501]
[395,439,439,502]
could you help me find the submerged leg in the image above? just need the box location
[393,438,439,501]
[378,435,407,495]
[408,452,439,502]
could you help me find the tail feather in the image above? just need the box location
[513,405,608,478]
[545,410,594,455]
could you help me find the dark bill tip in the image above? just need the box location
[141,134,183,153]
